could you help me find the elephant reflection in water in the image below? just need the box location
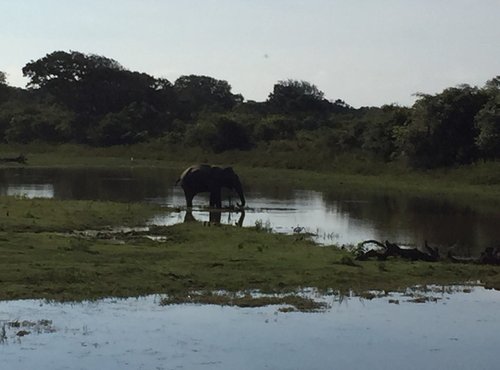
[184,210,245,227]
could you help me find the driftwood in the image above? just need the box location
[356,240,439,262]
[479,247,500,265]
[358,239,500,265]
[448,247,500,265]
[0,154,26,164]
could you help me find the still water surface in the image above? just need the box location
[1,287,499,370]
[1,167,499,255]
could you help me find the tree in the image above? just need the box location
[254,115,300,141]
[475,99,500,160]
[475,79,500,159]
[186,114,252,153]
[1,101,74,143]
[22,50,175,143]
[267,79,329,113]
[22,51,123,89]
[484,76,500,92]
[89,102,172,146]
[361,105,409,161]
[0,71,10,103]
[398,85,489,168]
[22,51,170,115]
[174,75,242,118]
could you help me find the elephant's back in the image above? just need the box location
[179,164,212,183]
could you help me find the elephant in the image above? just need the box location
[176,164,246,209]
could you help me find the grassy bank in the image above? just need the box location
[0,196,499,303]
[0,196,162,232]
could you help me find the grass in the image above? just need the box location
[0,196,499,303]
[0,196,162,232]
[160,292,327,312]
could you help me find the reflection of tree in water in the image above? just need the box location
[322,188,500,256]
[0,167,185,203]
[57,168,178,201]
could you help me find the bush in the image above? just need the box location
[253,115,300,141]
[186,115,252,153]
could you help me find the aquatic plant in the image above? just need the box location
[0,324,6,344]
[160,291,327,312]
[254,219,272,232]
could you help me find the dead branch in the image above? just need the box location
[358,239,500,265]
[0,154,26,164]
[448,247,500,265]
[356,240,439,262]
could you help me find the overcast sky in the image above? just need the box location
[1,0,500,107]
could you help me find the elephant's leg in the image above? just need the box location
[209,211,221,223]
[184,190,194,208]
[209,192,217,208]
[210,189,222,208]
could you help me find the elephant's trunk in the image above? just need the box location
[235,184,246,208]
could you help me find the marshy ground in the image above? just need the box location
[1,195,499,304]
[1,144,500,304]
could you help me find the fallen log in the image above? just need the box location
[446,251,477,264]
[358,239,500,265]
[448,246,500,265]
[480,247,500,265]
[0,154,26,164]
[355,240,439,262]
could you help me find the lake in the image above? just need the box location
[1,167,499,255]
[1,286,499,370]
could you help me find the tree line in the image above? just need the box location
[0,50,499,168]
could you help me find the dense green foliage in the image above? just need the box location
[1,50,499,168]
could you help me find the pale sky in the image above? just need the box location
[1,0,500,107]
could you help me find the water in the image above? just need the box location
[1,287,499,370]
[1,168,499,368]
[1,167,499,255]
